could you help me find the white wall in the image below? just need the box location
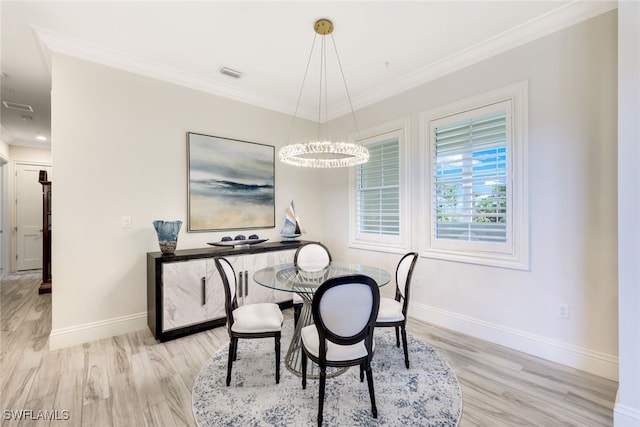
[50,54,322,347]
[615,2,640,425]
[9,145,52,164]
[324,12,618,380]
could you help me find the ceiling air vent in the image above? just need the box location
[219,67,243,79]
[3,101,34,112]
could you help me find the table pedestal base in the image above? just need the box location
[285,293,348,379]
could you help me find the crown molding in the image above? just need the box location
[33,1,616,123]
[32,26,310,120]
[330,0,617,119]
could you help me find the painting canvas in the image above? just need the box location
[187,132,275,231]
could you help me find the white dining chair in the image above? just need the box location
[375,252,418,368]
[300,274,380,426]
[293,242,332,324]
[214,257,284,386]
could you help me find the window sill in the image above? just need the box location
[421,247,529,270]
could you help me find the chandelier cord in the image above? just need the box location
[286,33,318,145]
[330,33,362,143]
[317,33,324,141]
[323,35,329,141]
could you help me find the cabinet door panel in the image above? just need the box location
[162,260,208,331]
[242,253,274,304]
[205,260,226,320]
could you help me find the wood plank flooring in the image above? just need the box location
[1,272,617,426]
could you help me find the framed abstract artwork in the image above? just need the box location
[187,132,275,232]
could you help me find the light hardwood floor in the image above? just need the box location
[1,272,617,426]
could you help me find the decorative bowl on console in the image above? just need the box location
[208,234,268,248]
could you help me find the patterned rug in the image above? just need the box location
[192,320,462,426]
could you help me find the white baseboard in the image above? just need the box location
[49,312,147,350]
[615,402,640,426]
[410,302,619,381]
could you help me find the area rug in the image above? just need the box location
[192,320,462,426]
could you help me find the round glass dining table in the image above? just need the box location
[253,262,391,378]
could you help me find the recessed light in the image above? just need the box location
[36,135,47,141]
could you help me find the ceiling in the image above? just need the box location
[0,1,616,150]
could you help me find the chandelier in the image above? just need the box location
[279,19,369,168]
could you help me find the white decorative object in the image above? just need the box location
[280,200,304,240]
[279,141,369,168]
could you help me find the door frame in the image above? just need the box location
[12,161,52,272]
[0,155,8,275]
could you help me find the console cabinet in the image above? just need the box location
[147,241,305,341]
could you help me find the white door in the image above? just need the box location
[0,158,5,274]
[16,163,50,271]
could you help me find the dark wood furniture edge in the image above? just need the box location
[147,240,309,342]
[39,179,52,295]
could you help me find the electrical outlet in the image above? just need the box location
[558,303,570,319]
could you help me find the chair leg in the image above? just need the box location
[301,351,307,389]
[395,326,400,347]
[226,338,236,386]
[233,338,239,361]
[275,333,281,384]
[318,366,326,427]
[359,362,364,382]
[401,326,410,369]
[365,362,378,418]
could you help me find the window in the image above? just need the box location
[420,82,529,269]
[350,118,410,253]
[434,106,508,243]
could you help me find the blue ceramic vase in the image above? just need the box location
[153,220,182,255]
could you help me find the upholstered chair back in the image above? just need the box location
[295,242,332,272]
[312,275,379,347]
[396,252,418,300]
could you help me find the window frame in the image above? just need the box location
[419,82,529,270]
[349,117,411,254]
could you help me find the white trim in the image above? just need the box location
[32,2,616,122]
[419,81,529,270]
[410,301,619,381]
[341,1,616,118]
[32,26,304,120]
[49,312,147,350]
[614,402,640,427]
[349,117,411,254]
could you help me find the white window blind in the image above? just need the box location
[420,81,528,269]
[357,138,400,236]
[434,110,508,243]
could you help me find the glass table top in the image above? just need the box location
[253,262,392,293]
